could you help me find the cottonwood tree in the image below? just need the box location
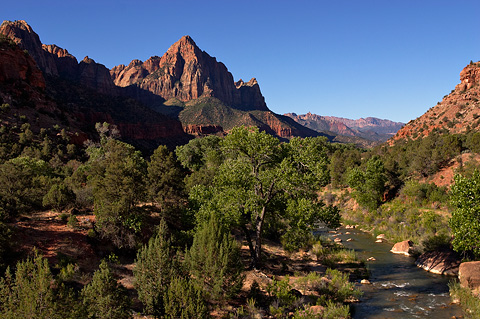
[449,170,480,258]
[190,127,340,268]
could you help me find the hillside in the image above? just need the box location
[285,112,404,144]
[393,61,480,142]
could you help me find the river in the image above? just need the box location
[323,227,463,319]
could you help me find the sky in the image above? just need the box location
[3,0,480,123]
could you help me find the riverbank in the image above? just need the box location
[323,226,463,318]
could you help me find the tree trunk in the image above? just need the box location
[253,206,267,268]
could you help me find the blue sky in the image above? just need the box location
[3,0,480,123]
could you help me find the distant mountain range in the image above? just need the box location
[285,112,404,144]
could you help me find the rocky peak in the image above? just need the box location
[0,20,58,75]
[392,61,480,142]
[110,35,268,111]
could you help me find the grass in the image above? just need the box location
[449,281,480,318]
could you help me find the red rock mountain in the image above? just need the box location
[392,61,480,142]
[110,36,267,112]
[285,112,404,143]
[0,20,325,144]
[0,20,188,149]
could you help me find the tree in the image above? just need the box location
[0,250,57,319]
[449,170,480,258]
[189,127,340,267]
[134,219,176,317]
[163,276,208,319]
[184,213,243,303]
[147,145,186,210]
[347,155,387,211]
[42,182,75,212]
[87,138,147,249]
[82,260,131,319]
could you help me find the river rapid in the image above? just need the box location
[322,227,463,319]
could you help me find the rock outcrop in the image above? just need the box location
[458,261,480,291]
[415,250,460,276]
[390,240,415,256]
[0,20,116,95]
[392,61,480,142]
[110,36,268,111]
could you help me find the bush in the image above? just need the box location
[163,276,208,319]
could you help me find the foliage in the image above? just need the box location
[163,276,208,319]
[134,219,176,317]
[185,213,244,303]
[81,259,131,319]
[147,145,186,209]
[449,170,480,258]
[188,127,339,267]
[266,276,298,309]
[347,155,386,211]
[87,138,147,249]
[42,182,75,212]
[0,250,57,318]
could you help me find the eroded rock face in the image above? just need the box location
[458,261,480,291]
[415,250,460,276]
[0,20,116,95]
[183,124,224,136]
[0,20,58,76]
[390,240,415,256]
[392,61,480,142]
[0,42,45,89]
[110,36,268,111]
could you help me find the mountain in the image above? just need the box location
[110,35,324,139]
[0,20,189,150]
[392,61,480,142]
[1,20,325,143]
[285,112,404,144]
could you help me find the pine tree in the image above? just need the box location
[133,219,175,317]
[0,250,57,319]
[184,213,244,303]
[163,276,208,319]
[81,260,131,319]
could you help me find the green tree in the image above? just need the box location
[0,250,57,319]
[163,276,208,319]
[184,213,244,303]
[134,219,176,317]
[81,260,131,319]
[147,145,186,210]
[42,182,75,212]
[347,155,387,211]
[87,139,147,248]
[449,170,480,258]
[190,127,339,267]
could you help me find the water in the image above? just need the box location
[323,227,463,318]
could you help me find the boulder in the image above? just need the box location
[334,238,342,243]
[376,234,386,240]
[391,240,415,256]
[415,250,460,276]
[459,261,480,291]
[360,279,372,285]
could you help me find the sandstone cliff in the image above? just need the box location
[0,20,115,95]
[110,36,268,112]
[392,61,480,142]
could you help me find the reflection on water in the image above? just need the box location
[318,227,463,319]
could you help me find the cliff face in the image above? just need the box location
[0,20,116,95]
[392,62,480,142]
[110,36,268,112]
